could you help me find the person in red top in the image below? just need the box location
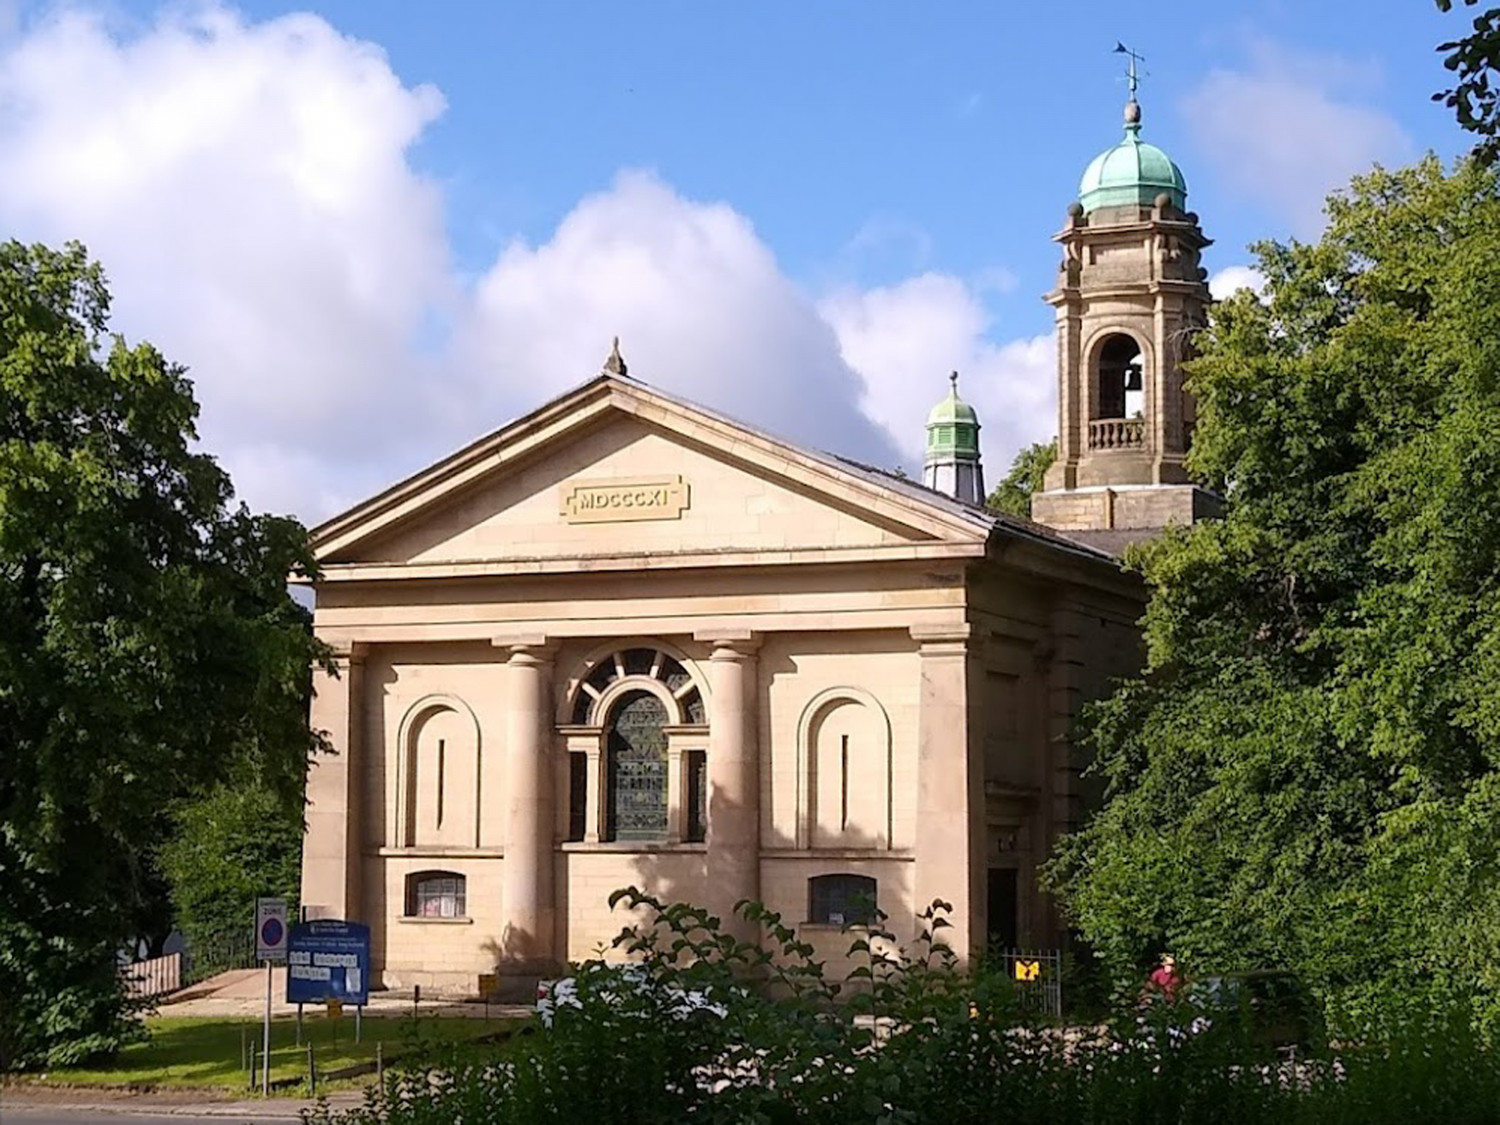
[1146,953,1183,1004]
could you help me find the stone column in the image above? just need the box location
[584,745,603,844]
[911,623,981,959]
[666,742,685,844]
[698,631,761,938]
[302,644,364,921]
[499,639,557,976]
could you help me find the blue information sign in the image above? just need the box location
[286,920,371,1006]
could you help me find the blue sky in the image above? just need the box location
[0,1,1473,519]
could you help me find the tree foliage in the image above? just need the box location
[1437,1,1500,164]
[987,440,1056,520]
[157,780,303,978]
[1048,158,1500,1026]
[0,242,324,1069]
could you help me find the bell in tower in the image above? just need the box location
[1029,47,1220,545]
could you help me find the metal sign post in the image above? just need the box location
[261,960,272,1096]
[254,897,289,1097]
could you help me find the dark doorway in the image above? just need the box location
[987,868,1019,951]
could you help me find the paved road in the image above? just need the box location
[0,1094,346,1124]
[4,1113,293,1124]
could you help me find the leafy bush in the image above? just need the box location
[157,780,302,979]
[304,889,1500,1125]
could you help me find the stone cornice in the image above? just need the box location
[302,541,989,584]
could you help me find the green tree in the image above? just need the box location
[986,440,1056,520]
[157,780,303,978]
[0,242,325,1069]
[1437,1,1500,163]
[1047,157,1500,1026]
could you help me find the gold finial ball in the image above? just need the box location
[1124,100,1141,126]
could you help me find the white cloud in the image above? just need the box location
[0,3,453,516]
[453,171,905,472]
[0,3,1038,521]
[819,274,1055,482]
[1209,265,1266,300]
[1181,38,1413,236]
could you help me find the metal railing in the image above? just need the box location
[1089,417,1145,450]
[183,930,258,985]
[993,948,1063,1019]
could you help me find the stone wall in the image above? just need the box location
[1031,484,1219,533]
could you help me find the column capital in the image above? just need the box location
[493,634,557,664]
[694,628,761,657]
[324,640,368,666]
[910,622,971,654]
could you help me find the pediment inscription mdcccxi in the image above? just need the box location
[559,476,690,524]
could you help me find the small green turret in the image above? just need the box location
[924,372,984,504]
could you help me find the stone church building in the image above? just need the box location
[298,92,1215,993]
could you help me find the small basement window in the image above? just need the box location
[406,871,466,918]
[808,873,877,926]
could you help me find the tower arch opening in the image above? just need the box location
[1095,333,1145,421]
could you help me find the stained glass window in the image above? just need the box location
[607,691,669,842]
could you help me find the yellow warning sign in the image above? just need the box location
[1014,959,1041,982]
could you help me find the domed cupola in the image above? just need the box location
[923,372,984,505]
[1078,98,1187,215]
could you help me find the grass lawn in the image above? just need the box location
[28,1014,515,1094]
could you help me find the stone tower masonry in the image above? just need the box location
[1029,92,1220,541]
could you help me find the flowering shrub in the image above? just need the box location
[304,890,1500,1125]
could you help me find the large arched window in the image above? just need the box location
[571,647,705,725]
[606,690,670,842]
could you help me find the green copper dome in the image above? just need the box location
[926,372,980,459]
[1078,101,1186,214]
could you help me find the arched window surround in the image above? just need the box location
[794,687,893,851]
[394,694,483,849]
[1084,329,1154,418]
[558,640,710,728]
[556,641,710,848]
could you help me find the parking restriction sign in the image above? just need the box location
[255,897,288,962]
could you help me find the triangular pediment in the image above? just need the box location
[312,376,996,569]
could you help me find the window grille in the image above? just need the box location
[406,871,466,918]
[808,873,877,926]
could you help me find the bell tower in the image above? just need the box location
[1030,52,1219,539]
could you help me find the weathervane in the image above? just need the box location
[1114,41,1146,100]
